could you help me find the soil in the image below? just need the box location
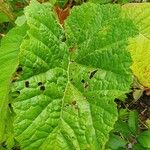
[115,90,150,130]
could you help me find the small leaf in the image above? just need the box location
[137,130,150,148]
[114,120,132,138]
[106,134,127,149]
[128,110,138,134]
[133,89,143,102]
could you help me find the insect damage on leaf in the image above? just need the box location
[25,81,29,87]
[5,0,140,149]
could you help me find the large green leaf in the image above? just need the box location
[11,1,137,149]
[122,3,150,88]
[0,25,27,142]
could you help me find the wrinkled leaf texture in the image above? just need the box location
[0,25,27,142]
[122,3,150,88]
[10,0,137,149]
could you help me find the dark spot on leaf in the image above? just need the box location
[1,141,6,148]
[84,83,89,89]
[81,79,85,83]
[61,35,66,42]
[65,103,69,107]
[8,103,11,107]
[11,91,20,99]
[16,66,23,73]
[89,70,98,79]
[12,146,20,150]
[69,47,75,53]
[38,82,43,86]
[8,103,14,112]
[70,78,73,81]
[33,67,36,70]
[16,91,20,94]
[40,85,45,91]
[72,101,76,105]
[25,81,29,87]
[12,76,18,82]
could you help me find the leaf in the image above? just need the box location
[88,0,112,4]
[133,143,146,150]
[122,3,150,39]
[113,120,132,138]
[122,3,150,88]
[129,35,150,88]
[0,24,27,142]
[106,133,127,149]
[11,1,137,149]
[128,110,138,134]
[137,130,150,148]
[0,12,9,23]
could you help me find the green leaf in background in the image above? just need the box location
[133,143,147,150]
[113,120,132,138]
[0,24,27,143]
[122,3,150,88]
[88,0,112,4]
[117,0,130,4]
[10,1,137,149]
[0,12,9,23]
[128,35,150,88]
[106,133,127,149]
[128,110,138,134]
[137,130,150,148]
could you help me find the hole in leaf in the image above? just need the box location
[72,101,76,105]
[12,146,20,150]
[84,83,89,89]
[89,70,98,79]
[81,79,85,83]
[1,141,6,148]
[16,66,23,73]
[8,103,14,113]
[12,76,18,82]
[61,35,66,42]
[25,81,29,87]
[40,85,45,91]
[10,91,20,98]
[38,82,43,86]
